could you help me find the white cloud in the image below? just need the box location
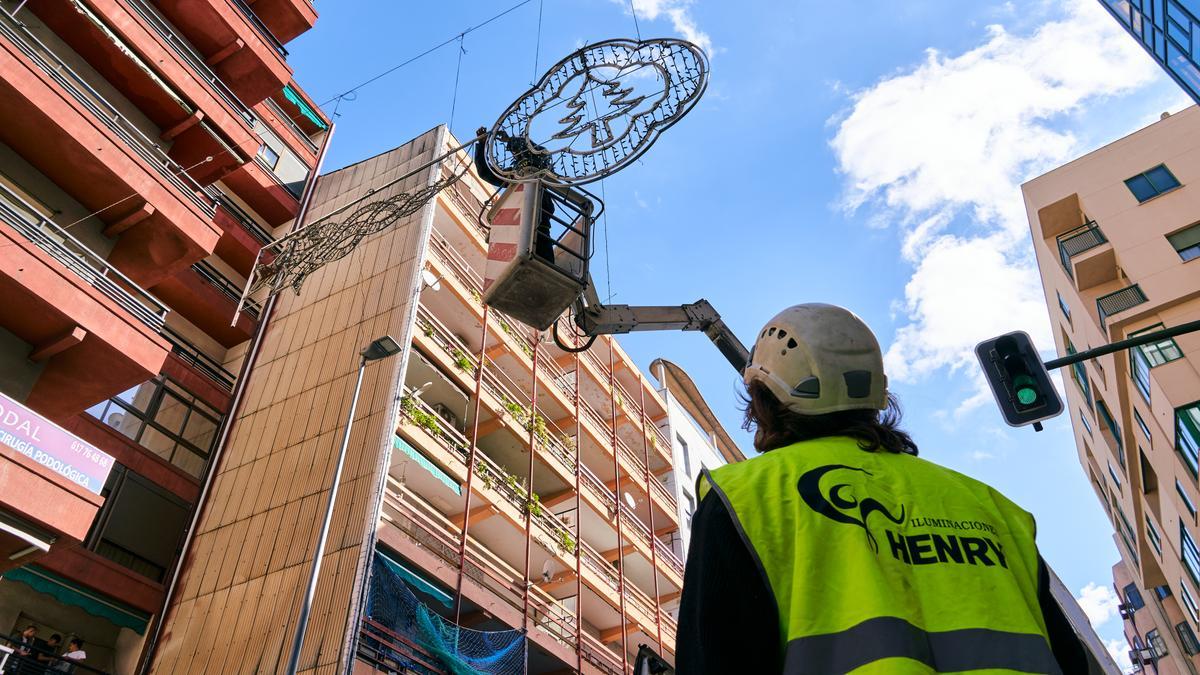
[1076,581,1120,627]
[1107,638,1133,671]
[830,0,1161,396]
[616,0,712,55]
[970,450,995,461]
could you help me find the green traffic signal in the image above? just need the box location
[1013,373,1039,406]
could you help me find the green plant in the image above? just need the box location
[475,460,494,490]
[419,320,434,338]
[470,288,482,304]
[451,348,472,372]
[558,529,577,555]
[525,492,543,517]
[497,318,534,358]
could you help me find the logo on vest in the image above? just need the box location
[797,464,1009,569]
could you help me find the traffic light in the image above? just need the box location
[975,331,1063,429]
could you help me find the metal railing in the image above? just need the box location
[1097,284,1148,328]
[192,260,261,319]
[229,0,288,57]
[262,96,318,154]
[0,9,216,217]
[123,0,256,125]
[161,326,235,391]
[0,182,168,332]
[440,164,490,239]
[208,188,274,244]
[1057,221,1108,279]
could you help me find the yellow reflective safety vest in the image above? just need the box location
[698,437,1058,674]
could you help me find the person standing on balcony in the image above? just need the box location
[675,304,1087,674]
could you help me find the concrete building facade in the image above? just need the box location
[1024,105,1200,673]
[0,0,327,670]
[148,128,707,674]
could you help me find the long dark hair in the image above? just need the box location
[742,380,918,456]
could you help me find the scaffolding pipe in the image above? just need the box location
[453,305,491,625]
[609,341,630,673]
[573,346,584,674]
[522,332,541,636]
[638,377,664,653]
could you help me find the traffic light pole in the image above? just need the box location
[1042,319,1200,370]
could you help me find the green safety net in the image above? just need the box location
[282,85,327,129]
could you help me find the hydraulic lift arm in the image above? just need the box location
[574,299,751,374]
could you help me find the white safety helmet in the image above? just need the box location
[743,304,888,415]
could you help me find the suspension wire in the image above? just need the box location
[61,156,214,232]
[318,0,533,109]
[449,33,466,134]
[531,0,544,85]
[585,81,615,303]
[628,0,642,40]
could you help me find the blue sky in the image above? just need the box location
[286,0,1192,662]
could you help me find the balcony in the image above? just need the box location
[150,260,259,347]
[209,188,273,276]
[0,182,170,420]
[153,0,292,105]
[26,0,261,182]
[0,8,220,286]
[241,0,315,45]
[1098,284,1149,330]
[1057,221,1117,291]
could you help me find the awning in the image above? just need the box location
[2,566,150,633]
[282,85,327,130]
[394,436,461,496]
[376,550,453,609]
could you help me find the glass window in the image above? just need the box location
[1080,408,1093,436]
[257,143,281,170]
[1179,403,1200,477]
[1135,409,1152,442]
[1180,621,1200,655]
[1097,399,1124,459]
[1132,323,1183,366]
[684,491,695,527]
[677,434,692,478]
[85,466,189,582]
[86,375,223,478]
[1067,342,1092,406]
[1148,516,1163,555]
[1056,291,1072,324]
[1132,345,1153,402]
[1109,461,1123,492]
[1125,583,1146,610]
[1179,479,1198,518]
[1125,164,1181,202]
[1169,223,1200,261]
[1117,500,1139,564]
[1184,524,1200,586]
[1147,628,1168,659]
[1185,579,1200,624]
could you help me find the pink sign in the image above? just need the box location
[0,391,113,494]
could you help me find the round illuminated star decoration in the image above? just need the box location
[485,38,709,187]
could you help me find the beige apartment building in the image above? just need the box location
[1024,106,1200,673]
[147,126,706,674]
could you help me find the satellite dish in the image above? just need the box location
[623,491,637,510]
[541,559,554,583]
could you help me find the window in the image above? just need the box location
[1184,580,1200,624]
[1056,291,1072,324]
[1180,479,1198,519]
[85,465,189,582]
[1179,403,1200,477]
[684,491,696,527]
[1134,409,1152,443]
[1097,399,1124,460]
[1080,408,1093,436]
[1147,516,1162,555]
[257,143,281,170]
[677,434,692,479]
[1132,346,1152,402]
[1180,621,1200,655]
[1132,324,1184,366]
[1117,500,1138,564]
[86,375,222,478]
[1125,164,1181,202]
[1184,523,1200,586]
[1168,222,1200,261]
[1125,583,1146,610]
[1066,343,1092,406]
[1108,461,1122,492]
[1146,628,1168,659]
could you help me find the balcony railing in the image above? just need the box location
[1097,284,1148,328]
[0,182,168,332]
[208,187,273,244]
[229,0,288,57]
[428,234,484,296]
[440,165,490,240]
[162,326,235,391]
[262,96,318,154]
[580,631,624,675]
[0,9,216,218]
[124,0,256,125]
[192,260,262,319]
[1057,221,1107,280]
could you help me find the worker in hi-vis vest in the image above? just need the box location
[675,304,1087,674]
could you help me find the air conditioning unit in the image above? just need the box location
[432,402,460,431]
[1129,646,1155,666]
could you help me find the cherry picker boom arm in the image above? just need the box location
[574,299,751,374]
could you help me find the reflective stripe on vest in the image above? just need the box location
[702,437,1056,674]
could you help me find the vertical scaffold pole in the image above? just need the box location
[453,305,491,626]
[638,377,664,653]
[608,341,630,673]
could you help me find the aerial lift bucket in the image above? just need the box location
[482,181,594,330]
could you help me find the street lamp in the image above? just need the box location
[285,335,402,675]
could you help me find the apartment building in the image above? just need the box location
[1023,106,1200,673]
[0,0,327,670]
[148,127,695,674]
[649,358,745,562]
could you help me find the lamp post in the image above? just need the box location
[285,335,402,675]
